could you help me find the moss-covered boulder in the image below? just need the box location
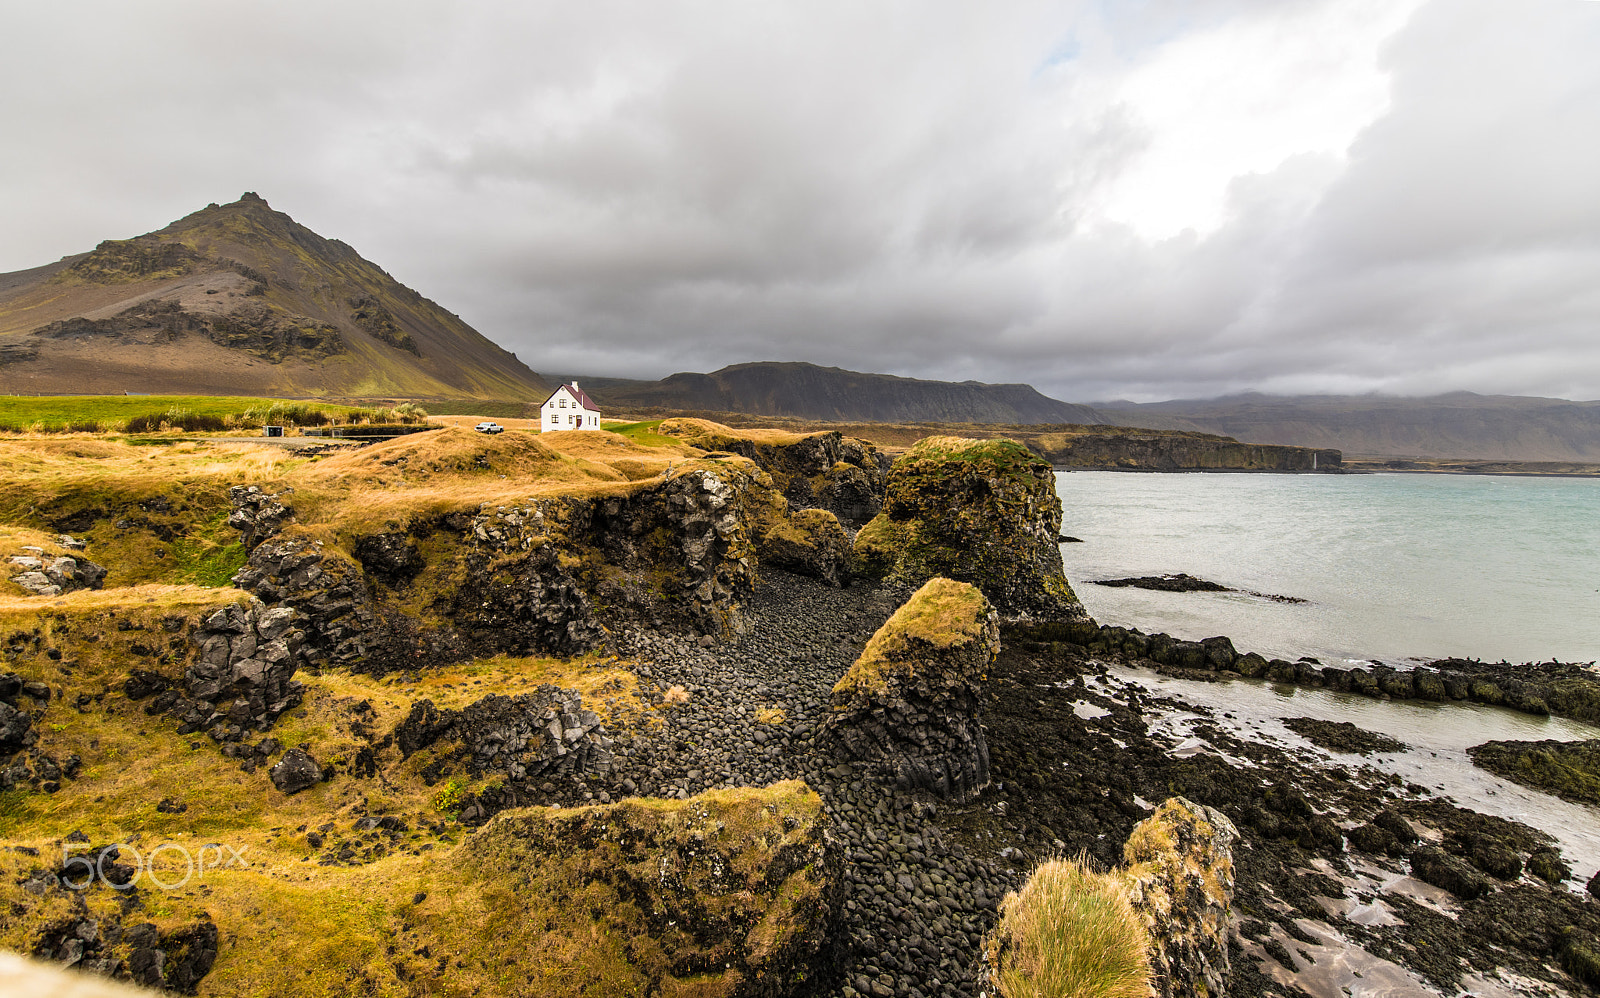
[1123,798,1238,998]
[826,577,999,801]
[457,781,836,996]
[851,437,1090,623]
[757,507,853,586]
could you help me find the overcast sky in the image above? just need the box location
[3,0,1597,402]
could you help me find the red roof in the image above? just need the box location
[542,383,599,410]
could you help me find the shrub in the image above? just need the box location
[432,777,469,818]
[987,857,1151,998]
[67,420,100,433]
[123,410,226,432]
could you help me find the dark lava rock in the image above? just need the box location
[0,700,31,751]
[1091,573,1231,593]
[353,531,426,584]
[852,436,1090,623]
[1409,845,1493,900]
[1284,717,1408,756]
[226,484,295,550]
[269,748,322,794]
[826,577,999,801]
[756,508,853,587]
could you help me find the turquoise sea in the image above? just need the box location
[1054,471,1600,666]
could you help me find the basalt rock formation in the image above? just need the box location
[1059,619,1600,725]
[826,578,999,801]
[852,437,1091,624]
[119,598,309,750]
[756,508,853,587]
[393,686,616,797]
[1123,797,1238,998]
[227,462,848,674]
[658,419,892,527]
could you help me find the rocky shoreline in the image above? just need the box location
[2,424,1598,997]
[468,566,1600,998]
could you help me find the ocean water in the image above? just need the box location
[1054,471,1600,666]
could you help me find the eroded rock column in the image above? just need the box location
[826,576,999,801]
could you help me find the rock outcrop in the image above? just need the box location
[228,463,820,674]
[756,507,853,586]
[7,895,218,991]
[826,577,999,801]
[393,686,615,794]
[1123,797,1238,998]
[658,419,892,526]
[7,538,107,597]
[456,781,837,995]
[226,485,295,550]
[268,747,323,794]
[853,437,1091,623]
[229,531,388,669]
[1067,620,1600,725]
[119,599,309,749]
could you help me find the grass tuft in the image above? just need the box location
[988,856,1152,998]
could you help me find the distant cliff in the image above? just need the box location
[1022,427,1339,471]
[1098,391,1600,463]
[558,361,1107,425]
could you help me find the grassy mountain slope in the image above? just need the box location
[563,361,1107,425]
[1098,392,1600,462]
[0,194,548,400]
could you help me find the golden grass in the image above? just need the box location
[535,428,697,462]
[278,427,649,530]
[833,577,992,698]
[0,583,245,625]
[987,856,1153,998]
[0,779,825,998]
[658,417,812,449]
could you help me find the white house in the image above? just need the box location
[540,381,602,431]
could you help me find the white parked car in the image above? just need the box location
[473,421,504,434]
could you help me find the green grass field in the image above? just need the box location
[602,419,676,447]
[0,395,394,432]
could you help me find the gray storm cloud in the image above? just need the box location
[1,0,1596,402]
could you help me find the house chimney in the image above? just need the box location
[571,381,579,391]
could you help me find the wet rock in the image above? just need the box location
[826,578,999,801]
[852,436,1091,623]
[1409,845,1493,900]
[1090,573,1231,593]
[269,748,322,794]
[1526,848,1570,885]
[1467,738,1600,807]
[1123,797,1238,998]
[1284,717,1408,756]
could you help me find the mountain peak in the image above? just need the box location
[0,198,547,399]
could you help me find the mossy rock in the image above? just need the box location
[1467,739,1600,807]
[833,577,997,701]
[850,436,1089,623]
